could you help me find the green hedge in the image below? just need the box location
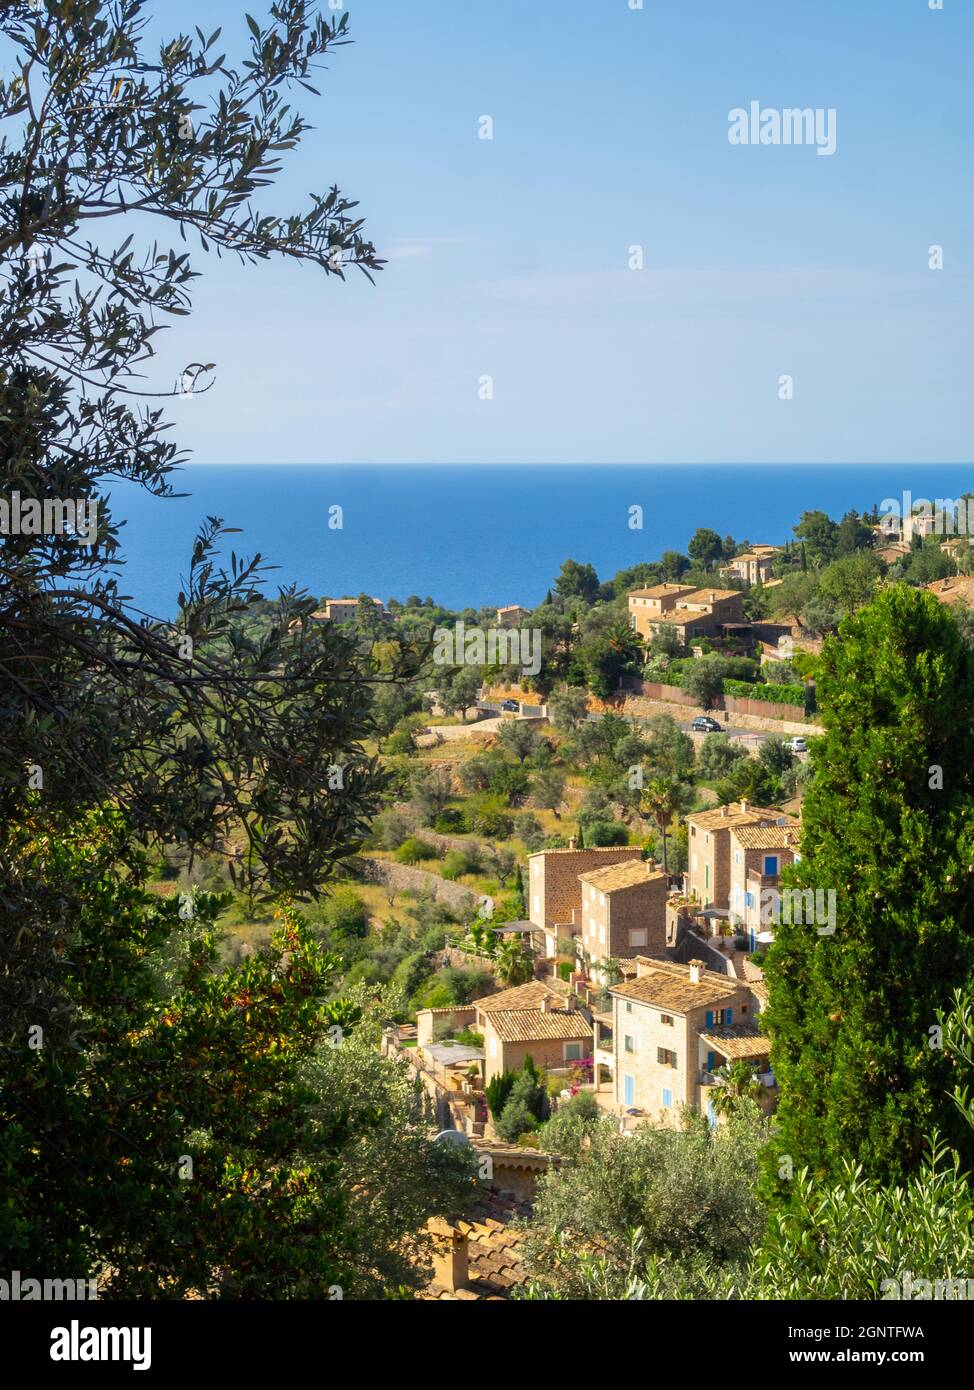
[723,679,805,707]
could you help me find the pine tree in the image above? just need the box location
[762,586,974,1191]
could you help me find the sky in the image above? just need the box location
[25,1,974,461]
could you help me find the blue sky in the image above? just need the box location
[73,2,974,461]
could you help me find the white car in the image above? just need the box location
[785,736,807,754]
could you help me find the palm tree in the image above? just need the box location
[495,936,534,987]
[641,777,683,872]
[466,918,496,957]
[710,1060,767,1118]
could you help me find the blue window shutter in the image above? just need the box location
[726,1008,733,1025]
[705,1010,714,1028]
[662,1088,672,1108]
[707,1051,716,1072]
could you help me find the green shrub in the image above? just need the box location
[319,887,369,939]
[440,850,472,881]
[495,1096,538,1142]
[485,1071,517,1119]
[724,679,805,707]
[433,809,469,834]
[585,820,629,846]
[395,836,438,865]
[558,961,573,982]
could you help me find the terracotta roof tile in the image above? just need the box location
[578,860,667,892]
[610,960,742,1013]
[486,1008,592,1043]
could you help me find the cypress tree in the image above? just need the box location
[763,586,974,1190]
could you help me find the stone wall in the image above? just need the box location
[357,857,478,913]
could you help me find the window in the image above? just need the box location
[624,1035,635,1054]
[599,925,606,945]
[705,864,710,889]
[489,1036,498,1057]
[626,1002,633,1014]
[565,1043,582,1062]
[764,855,779,876]
[745,891,754,909]
[657,1047,677,1067]
[660,1013,674,1026]
[662,1088,673,1108]
[630,929,647,947]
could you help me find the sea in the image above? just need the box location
[107,464,974,620]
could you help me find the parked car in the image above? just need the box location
[691,715,722,733]
[785,736,808,754]
[500,698,520,712]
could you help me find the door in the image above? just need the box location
[623,1074,635,1107]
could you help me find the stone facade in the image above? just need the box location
[611,961,759,1126]
[578,860,668,971]
[528,846,643,949]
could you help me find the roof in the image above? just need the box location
[685,802,786,833]
[420,1191,529,1301]
[496,604,530,613]
[610,960,741,1013]
[678,587,742,604]
[486,1008,591,1043]
[730,825,799,850]
[699,1026,772,1060]
[628,583,697,600]
[729,551,774,565]
[648,611,713,627]
[424,1043,484,1065]
[474,981,559,1013]
[527,846,642,861]
[926,576,974,608]
[578,859,666,892]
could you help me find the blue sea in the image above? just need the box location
[108,464,974,619]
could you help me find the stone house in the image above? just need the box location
[728,823,800,948]
[577,856,669,980]
[527,844,643,957]
[685,800,796,910]
[610,958,769,1126]
[628,584,745,645]
[473,981,591,1083]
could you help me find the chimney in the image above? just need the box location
[646,856,656,874]
[720,805,728,819]
[429,1220,469,1293]
[709,591,716,602]
[688,959,704,985]
[540,995,551,1014]
[568,836,577,851]
[739,799,749,814]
